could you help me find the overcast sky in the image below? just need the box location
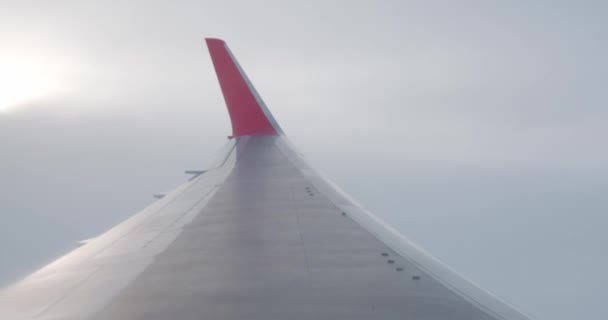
[1,1,607,319]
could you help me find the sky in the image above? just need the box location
[0,1,607,319]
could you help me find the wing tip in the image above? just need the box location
[204,37,280,137]
[205,37,225,44]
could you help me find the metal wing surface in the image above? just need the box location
[0,38,530,320]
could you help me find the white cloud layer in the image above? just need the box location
[1,1,607,319]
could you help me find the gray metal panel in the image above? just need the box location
[0,136,529,320]
[88,137,498,320]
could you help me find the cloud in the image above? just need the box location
[0,1,607,319]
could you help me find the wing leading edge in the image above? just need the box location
[0,39,530,320]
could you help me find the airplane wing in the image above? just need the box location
[0,38,530,320]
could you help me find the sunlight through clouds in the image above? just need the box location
[0,53,76,113]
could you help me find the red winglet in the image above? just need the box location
[205,38,279,136]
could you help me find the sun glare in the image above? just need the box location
[0,57,61,112]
